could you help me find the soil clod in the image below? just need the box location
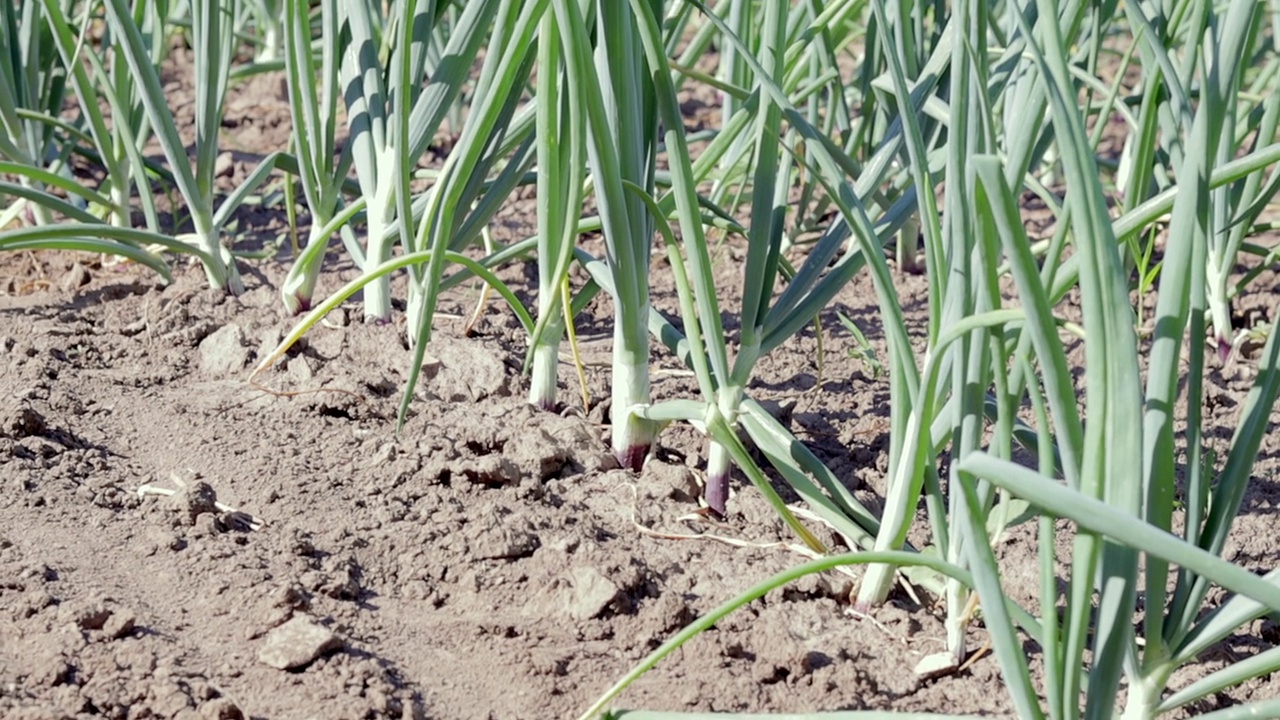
[168,480,220,526]
[1,397,46,439]
[200,697,245,720]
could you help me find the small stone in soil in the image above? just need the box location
[566,567,620,621]
[60,263,91,293]
[286,355,315,382]
[644,459,700,503]
[198,324,249,376]
[64,601,136,639]
[18,589,54,619]
[914,651,959,679]
[214,152,234,178]
[140,528,185,555]
[257,615,343,670]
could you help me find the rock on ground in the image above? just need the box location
[257,616,343,671]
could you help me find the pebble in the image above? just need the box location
[257,616,343,670]
[60,263,91,293]
[565,566,620,621]
[644,459,700,502]
[214,152,234,178]
[198,324,249,376]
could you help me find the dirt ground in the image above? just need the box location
[3,50,1280,720]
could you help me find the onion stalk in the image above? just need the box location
[550,0,662,469]
[526,8,586,411]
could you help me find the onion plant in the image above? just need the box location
[0,0,72,228]
[1,0,259,280]
[956,2,1280,715]
[333,0,435,322]
[98,0,275,294]
[600,0,947,551]
[277,0,352,313]
[40,0,170,231]
[849,0,1190,669]
[240,0,283,64]
[593,0,937,522]
[542,0,940,575]
[642,0,971,640]
[397,0,540,419]
[849,0,1067,664]
[525,7,586,411]
[1114,0,1280,361]
[562,0,665,470]
[685,0,898,518]
[280,0,531,323]
[264,0,544,425]
[579,0,1280,715]
[323,0,514,325]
